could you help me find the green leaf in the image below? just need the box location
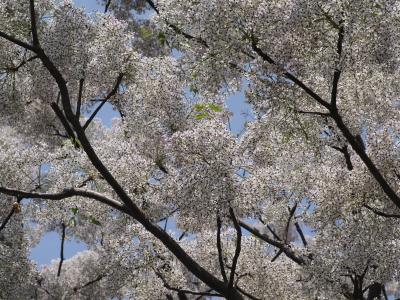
[194,103,207,112]
[158,32,166,45]
[195,113,209,120]
[70,207,79,215]
[69,217,77,227]
[90,216,102,226]
[140,27,153,39]
[207,103,223,112]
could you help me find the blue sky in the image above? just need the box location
[30,0,254,267]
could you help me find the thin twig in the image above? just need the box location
[236,285,261,300]
[294,222,307,247]
[57,222,66,277]
[73,274,104,292]
[363,204,400,219]
[82,74,123,130]
[271,249,283,262]
[104,0,112,13]
[76,78,84,119]
[284,203,297,244]
[155,271,221,297]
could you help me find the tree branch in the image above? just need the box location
[331,24,344,108]
[0,197,22,232]
[73,274,104,292]
[229,207,242,289]
[76,78,84,119]
[250,36,331,110]
[18,3,244,297]
[216,215,228,282]
[57,222,66,277]
[155,271,221,297]
[104,0,112,13]
[29,0,40,47]
[0,187,129,215]
[50,102,79,147]
[82,73,123,130]
[363,204,400,219]
[239,220,307,265]
[296,110,331,117]
[284,203,297,243]
[294,222,308,247]
[0,31,37,52]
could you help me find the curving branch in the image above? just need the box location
[0,187,129,215]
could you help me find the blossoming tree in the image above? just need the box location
[1,0,400,299]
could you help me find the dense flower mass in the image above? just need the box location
[0,0,400,299]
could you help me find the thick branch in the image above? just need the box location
[29,0,40,46]
[330,109,400,208]
[22,3,243,298]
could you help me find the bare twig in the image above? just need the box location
[363,204,400,219]
[82,73,123,130]
[57,222,66,277]
[76,78,84,119]
[294,222,308,247]
[73,274,104,292]
[284,203,297,244]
